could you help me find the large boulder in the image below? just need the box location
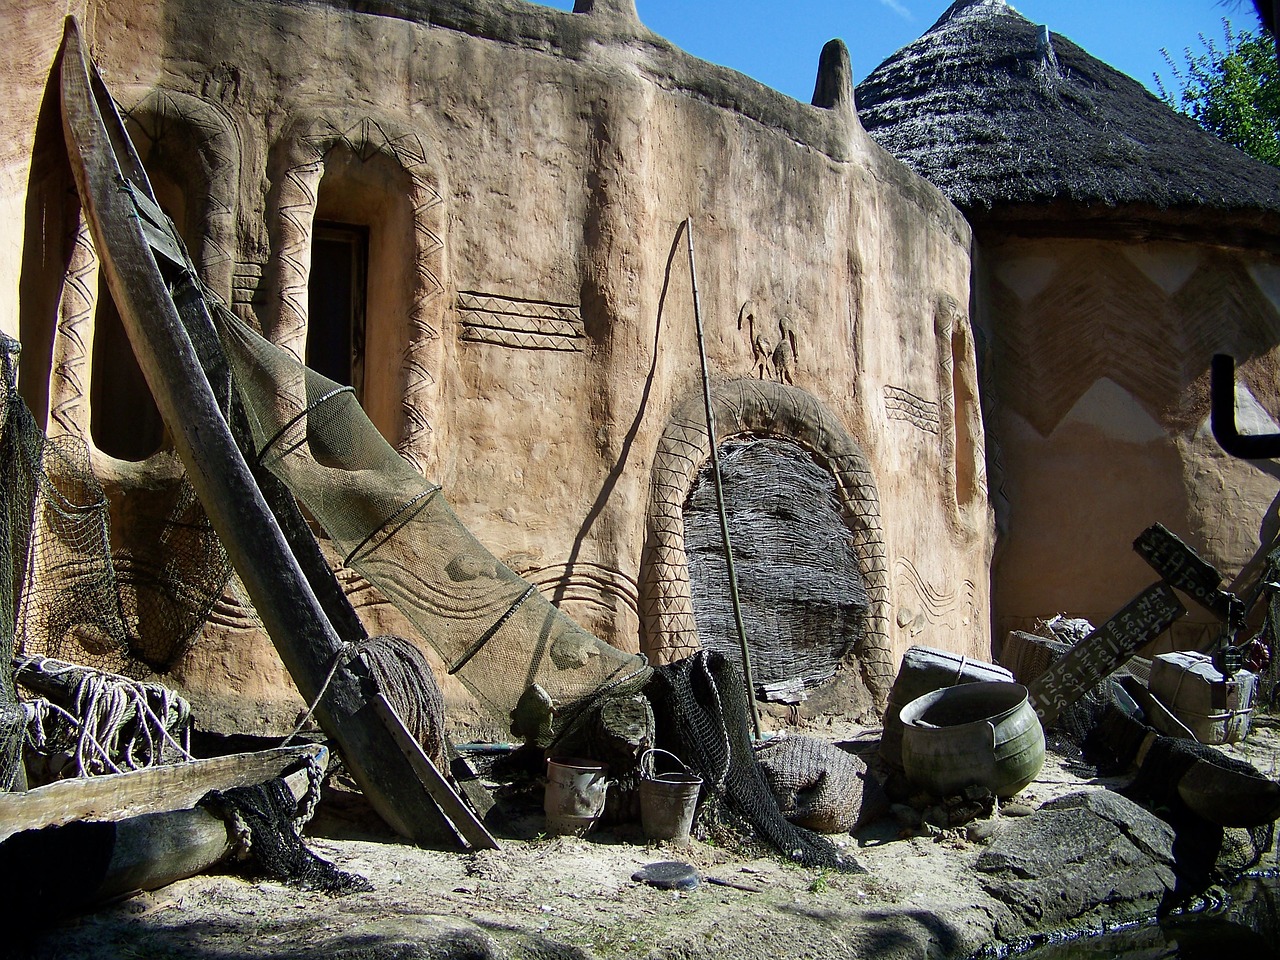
[975,791,1175,936]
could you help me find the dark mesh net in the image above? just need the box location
[200,776,372,895]
[3,329,230,683]
[0,336,35,788]
[648,652,864,871]
[214,310,649,731]
[16,434,132,673]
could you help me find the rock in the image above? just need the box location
[999,801,1036,817]
[975,790,1175,934]
[301,918,504,959]
[966,819,1004,844]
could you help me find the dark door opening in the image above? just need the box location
[307,222,368,398]
[90,288,165,462]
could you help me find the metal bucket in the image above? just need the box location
[544,757,608,837]
[899,681,1044,798]
[638,749,701,843]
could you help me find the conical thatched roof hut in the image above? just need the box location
[857,0,1280,240]
[857,0,1280,651]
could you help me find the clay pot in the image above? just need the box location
[899,681,1044,798]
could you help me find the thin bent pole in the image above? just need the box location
[685,217,762,740]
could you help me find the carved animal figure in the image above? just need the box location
[773,316,798,385]
[738,300,775,380]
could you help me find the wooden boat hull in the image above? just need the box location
[0,744,326,920]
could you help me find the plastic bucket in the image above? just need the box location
[544,757,608,837]
[638,749,701,842]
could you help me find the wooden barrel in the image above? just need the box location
[899,681,1045,798]
[880,646,1014,769]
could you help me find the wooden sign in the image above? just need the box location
[1027,582,1185,726]
[1133,523,1241,624]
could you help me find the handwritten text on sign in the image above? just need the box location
[1027,582,1185,725]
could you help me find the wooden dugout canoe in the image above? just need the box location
[0,744,327,918]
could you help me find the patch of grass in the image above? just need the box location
[808,869,830,895]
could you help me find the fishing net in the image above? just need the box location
[200,771,371,895]
[213,309,650,733]
[648,651,864,871]
[1,333,230,682]
[0,337,34,789]
[0,325,228,786]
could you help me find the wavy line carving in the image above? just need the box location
[894,556,977,641]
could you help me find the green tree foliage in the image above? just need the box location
[1156,20,1280,166]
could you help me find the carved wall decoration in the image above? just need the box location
[514,560,640,621]
[123,87,240,302]
[47,221,97,441]
[934,293,987,523]
[642,379,892,707]
[456,293,585,351]
[272,114,446,473]
[883,385,939,435]
[737,301,802,383]
[232,261,264,311]
[46,86,241,443]
[893,557,977,643]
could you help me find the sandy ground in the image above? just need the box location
[12,719,1280,960]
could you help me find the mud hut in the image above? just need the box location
[857,0,1280,651]
[4,0,995,738]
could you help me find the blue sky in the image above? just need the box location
[538,1,1266,101]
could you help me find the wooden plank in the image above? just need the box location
[58,18,455,847]
[0,744,326,842]
[447,743,497,821]
[372,694,500,851]
[1133,523,1242,623]
[1027,583,1185,726]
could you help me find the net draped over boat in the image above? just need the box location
[214,310,649,728]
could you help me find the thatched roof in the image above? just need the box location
[854,0,1280,222]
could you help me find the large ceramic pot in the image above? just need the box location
[899,681,1044,798]
[880,646,1015,770]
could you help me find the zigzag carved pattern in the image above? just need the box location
[275,154,321,357]
[276,116,446,472]
[883,385,939,434]
[996,250,1177,436]
[122,88,239,299]
[401,175,445,474]
[48,221,97,440]
[457,292,585,351]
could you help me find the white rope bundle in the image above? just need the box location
[16,655,193,778]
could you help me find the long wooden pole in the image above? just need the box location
[59,18,451,844]
[684,218,761,740]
